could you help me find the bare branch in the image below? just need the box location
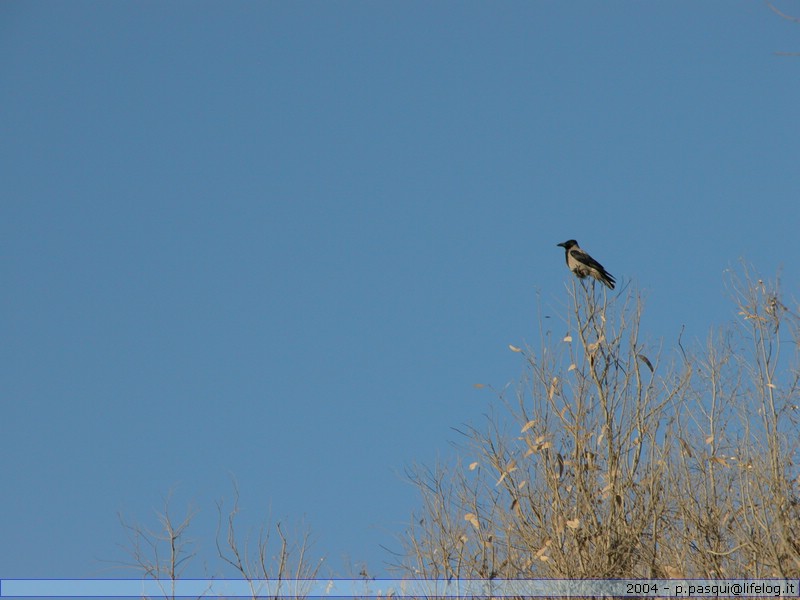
[767,1,800,23]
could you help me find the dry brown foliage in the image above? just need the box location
[396,268,800,580]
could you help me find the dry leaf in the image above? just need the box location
[568,363,577,371]
[566,518,581,530]
[662,565,683,579]
[721,511,731,529]
[521,419,537,433]
[525,434,551,454]
[679,437,693,458]
[563,335,572,343]
[705,435,714,445]
[535,540,552,558]
[469,461,479,471]
[473,383,485,389]
[506,459,517,473]
[464,513,480,529]
[710,456,729,468]
[508,344,522,353]
[637,354,654,372]
[548,377,559,399]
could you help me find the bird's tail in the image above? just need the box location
[599,271,616,290]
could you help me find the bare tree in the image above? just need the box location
[116,485,324,600]
[215,482,324,599]
[117,493,202,600]
[395,269,800,579]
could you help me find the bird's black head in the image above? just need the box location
[557,239,578,249]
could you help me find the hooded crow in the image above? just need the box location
[557,239,616,290]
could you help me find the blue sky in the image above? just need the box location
[2,1,799,579]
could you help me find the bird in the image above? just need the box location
[557,239,616,289]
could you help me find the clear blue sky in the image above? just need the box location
[2,1,799,579]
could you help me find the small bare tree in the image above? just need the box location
[117,494,202,600]
[215,483,324,599]
[116,485,324,600]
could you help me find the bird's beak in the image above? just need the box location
[557,242,565,248]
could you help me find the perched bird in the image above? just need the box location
[557,239,616,289]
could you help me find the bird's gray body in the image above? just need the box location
[557,239,616,289]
